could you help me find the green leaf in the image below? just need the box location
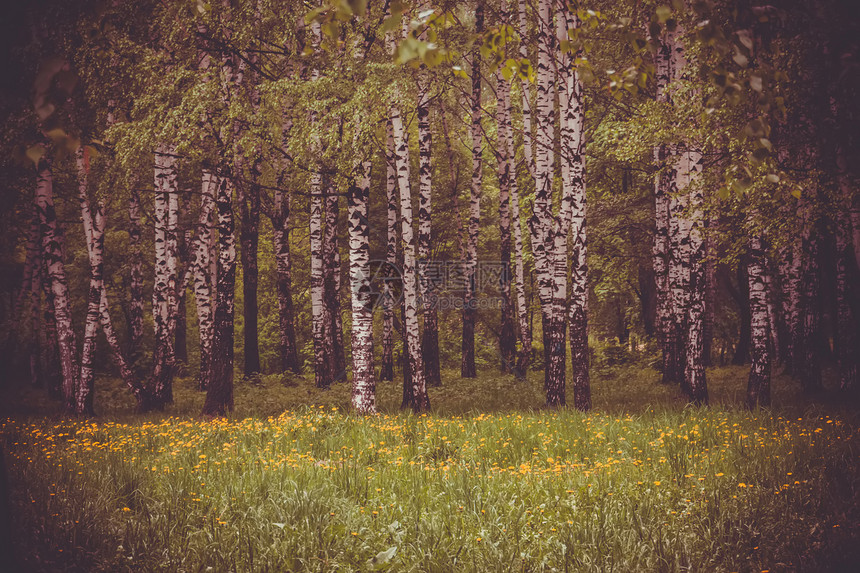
[347,0,367,17]
[381,12,402,34]
[304,6,326,24]
[656,6,672,23]
[45,128,68,143]
[369,546,397,569]
[25,145,45,167]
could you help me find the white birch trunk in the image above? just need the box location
[349,156,376,413]
[380,122,397,381]
[747,230,771,407]
[558,6,590,410]
[151,144,178,406]
[682,150,708,404]
[461,1,483,379]
[34,157,78,413]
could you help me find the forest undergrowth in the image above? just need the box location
[3,364,859,572]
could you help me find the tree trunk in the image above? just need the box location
[239,174,261,377]
[416,59,441,388]
[348,159,376,413]
[653,23,673,380]
[391,104,430,412]
[529,0,564,405]
[34,157,78,413]
[516,0,535,180]
[638,266,657,337]
[76,148,99,416]
[747,232,771,408]
[202,175,236,416]
[501,79,532,378]
[77,149,149,411]
[310,170,330,388]
[495,68,516,373]
[724,261,751,365]
[273,157,300,374]
[324,188,346,382]
[681,150,707,404]
[703,216,716,366]
[194,172,217,389]
[559,6,590,410]
[150,145,178,408]
[175,197,190,364]
[461,1,483,379]
[308,21,331,389]
[39,247,62,398]
[380,122,397,382]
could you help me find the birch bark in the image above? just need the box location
[461,1,483,379]
[34,157,78,413]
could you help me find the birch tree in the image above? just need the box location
[461,0,483,379]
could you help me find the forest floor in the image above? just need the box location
[2,362,859,572]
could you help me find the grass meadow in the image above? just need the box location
[2,363,859,572]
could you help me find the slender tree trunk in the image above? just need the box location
[308,21,331,389]
[76,148,99,416]
[682,150,707,404]
[416,62,441,388]
[194,172,216,389]
[652,25,673,371]
[239,174,261,377]
[703,217,716,366]
[747,231,771,408]
[175,197,190,364]
[559,6,590,410]
[39,235,62,398]
[150,145,178,408]
[529,0,563,405]
[511,0,534,377]
[461,1,484,379]
[501,83,532,378]
[310,172,330,388]
[78,150,149,411]
[496,69,516,373]
[324,188,346,382]
[34,158,78,413]
[380,122,397,382]
[273,149,300,374]
[667,155,691,387]
[348,158,376,413]
[654,146,676,383]
[516,0,535,180]
[202,174,236,415]
[391,104,430,412]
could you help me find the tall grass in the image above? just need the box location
[3,365,859,571]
